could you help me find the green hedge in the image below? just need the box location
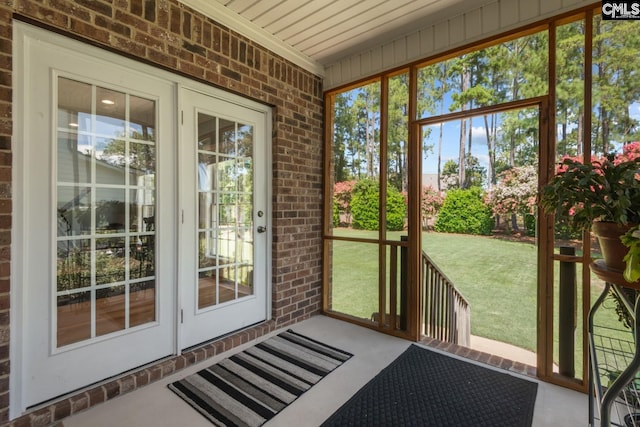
[434,188,494,235]
[350,179,406,231]
[524,213,536,237]
[332,198,340,227]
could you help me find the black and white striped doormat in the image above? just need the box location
[168,329,353,427]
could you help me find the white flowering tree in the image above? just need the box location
[486,165,538,232]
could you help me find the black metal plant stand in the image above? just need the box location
[589,260,640,427]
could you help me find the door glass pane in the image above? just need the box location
[57,239,91,292]
[96,188,126,233]
[57,132,92,183]
[57,187,92,236]
[130,96,156,141]
[56,76,157,347]
[95,137,126,185]
[57,291,91,347]
[219,118,235,155]
[130,281,156,327]
[95,87,126,139]
[197,112,254,309]
[96,286,126,336]
[129,142,156,181]
[95,237,126,285]
[130,188,155,233]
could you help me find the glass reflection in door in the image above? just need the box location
[56,77,157,347]
[197,113,254,309]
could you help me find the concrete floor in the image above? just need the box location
[63,315,588,426]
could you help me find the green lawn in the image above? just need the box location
[330,229,540,348]
[330,237,380,319]
[423,232,538,350]
[330,228,630,377]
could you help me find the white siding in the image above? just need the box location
[449,15,466,46]
[434,21,450,51]
[520,0,540,22]
[406,32,421,61]
[419,27,435,57]
[465,9,484,41]
[500,0,520,27]
[541,0,563,15]
[382,41,395,69]
[482,2,502,34]
[323,0,596,89]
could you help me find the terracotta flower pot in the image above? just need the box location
[592,221,636,272]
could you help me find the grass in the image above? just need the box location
[423,232,538,350]
[330,238,379,318]
[330,228,631,377]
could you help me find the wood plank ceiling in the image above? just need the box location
[185,0,493,68]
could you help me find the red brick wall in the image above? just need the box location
[2,0,324,424]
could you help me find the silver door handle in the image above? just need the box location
[257,226,267,233]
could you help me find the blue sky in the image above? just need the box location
[422,120,491,175]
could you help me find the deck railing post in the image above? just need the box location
[400,235,408,331]
[559,246,577,377]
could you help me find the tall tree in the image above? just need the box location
[449,57,471,187]
[417,61,449,190]
[592,18,640,155]
[387,73,410,192]
[449,51,492,188]
[351,83,381,179]
[556,21,586,158]
[332,92,356,182]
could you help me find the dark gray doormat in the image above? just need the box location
[321,344,538,427]
[168,329,352,427]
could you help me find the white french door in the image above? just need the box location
[179,88,270,349]
[15,24,176,407]
[14,23,271,414]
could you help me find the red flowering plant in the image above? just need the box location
[421,185,444,229]
[333,180,357,225]
[617,142,640,281]
[421,185,444,217]
[539,149,640,233]
[540,144,640,319]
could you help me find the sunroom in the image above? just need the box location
[4,0,634,426]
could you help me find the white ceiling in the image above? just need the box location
[181,0,493,76]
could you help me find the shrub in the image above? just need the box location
[332,198,340,227]
[524,213,536,237]
[554,220,582,240]
[386,190,407,231]
[351,180,378,230]
[434,188,494,235]
[421,185,444,217]
[486,165,537,218]
[350,179,406,231]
